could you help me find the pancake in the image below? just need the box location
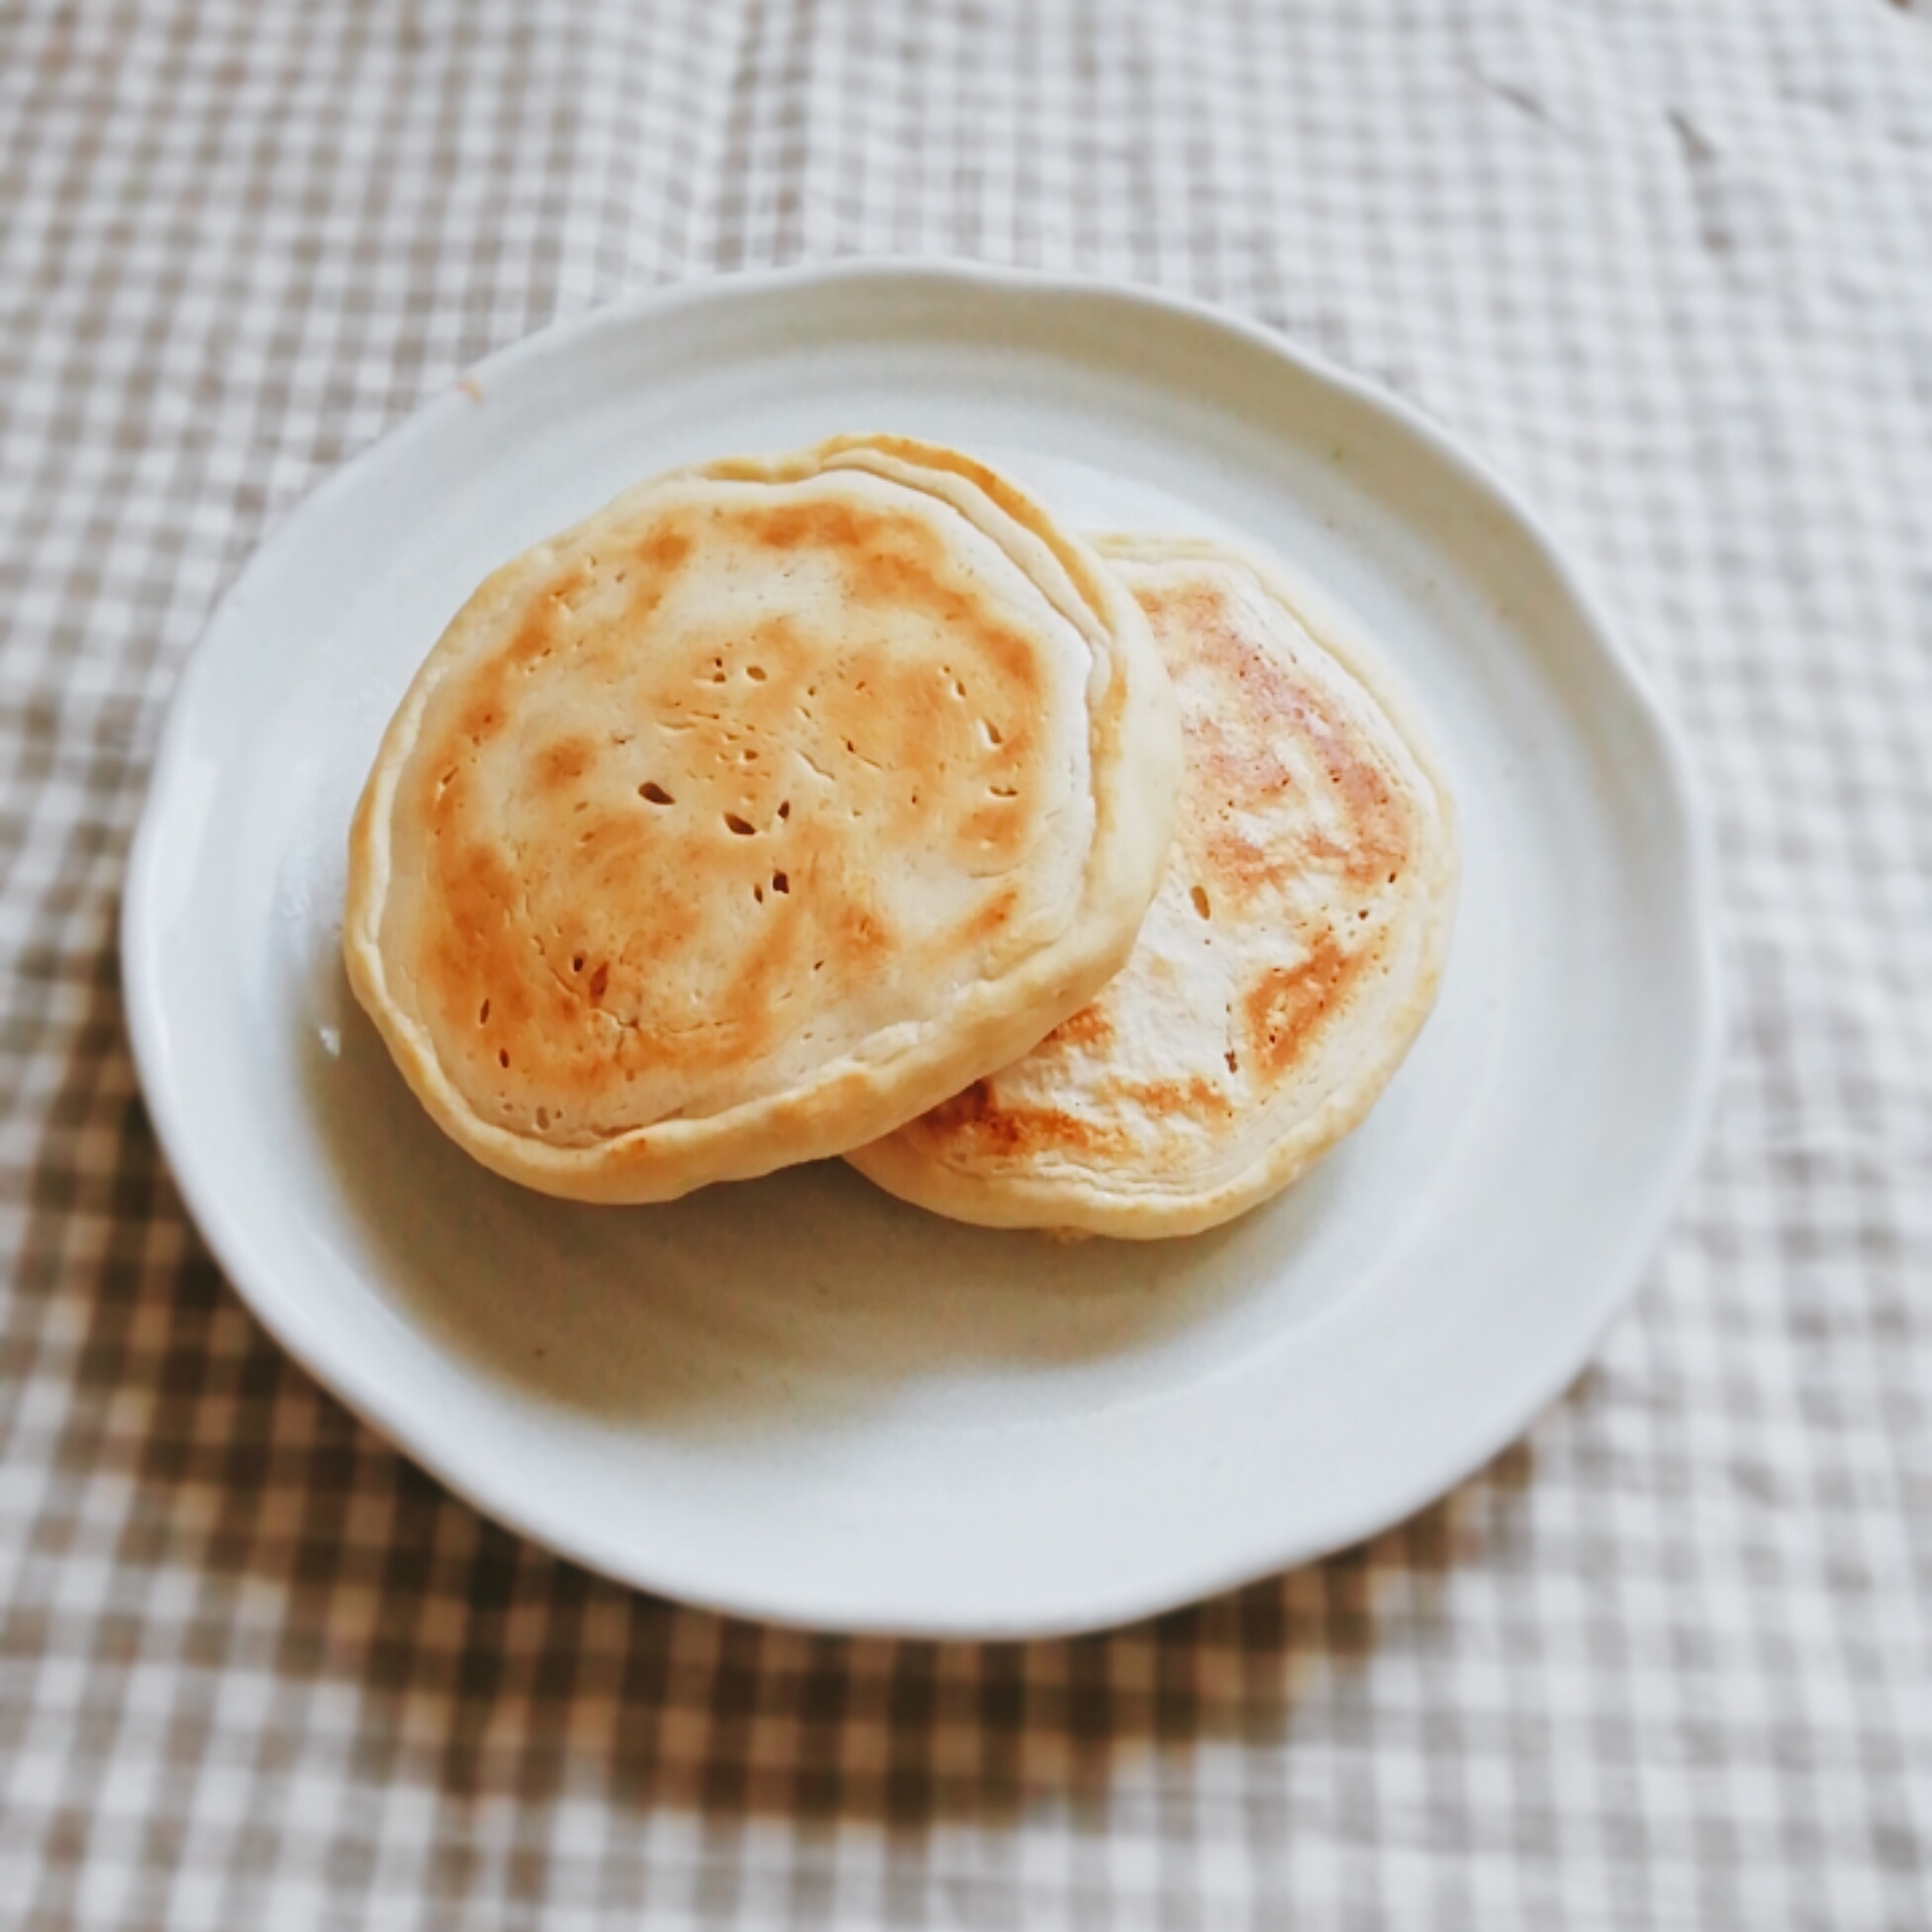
[343,435,1182,1203]
[846,535,1457,1238]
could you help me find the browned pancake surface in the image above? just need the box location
[847,537,1456,1236]
[343,437,1183,1201]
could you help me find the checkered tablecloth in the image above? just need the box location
[3,1,1929,1925]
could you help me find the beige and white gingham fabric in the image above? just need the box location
[3,2,1929,1925]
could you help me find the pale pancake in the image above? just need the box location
[343,436,1182,1203]
[847,535,1457,1238]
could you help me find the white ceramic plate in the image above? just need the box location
[123,264,1721,1638]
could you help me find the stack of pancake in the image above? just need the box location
[344,435,1455,1238]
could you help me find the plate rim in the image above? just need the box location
[120,258,1726,1637]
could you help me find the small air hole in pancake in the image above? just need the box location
[478,1000,490,1024]
[990,784,1016,798]
[535,1107,549,1128]
[746,665,767,681]
[639,781,673,804]
[589,964,608,999]
[778,800,791,819]
[753,884,764,903]
[980,718,1004,746]
[724,813,756,835]
[499,1049,510,1068]
[572,955,585,973]
[772,871,789,894]
[1225,1050,1238,1073]
[1191,886,1212,920]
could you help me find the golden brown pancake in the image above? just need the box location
[846,535,1457,1237]
[343,436,1182,1202]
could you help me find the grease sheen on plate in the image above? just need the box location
[122,265,1720,1637]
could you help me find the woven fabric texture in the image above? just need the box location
[3,1,1929,1925]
